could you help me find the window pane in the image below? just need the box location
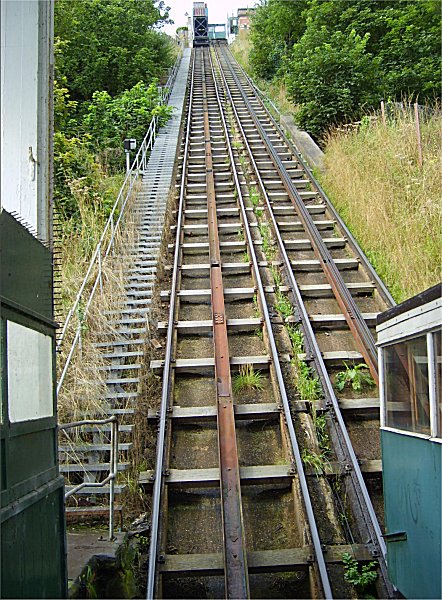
[384,335,430,435]
[7,321,53,422]
[435,330,442,437]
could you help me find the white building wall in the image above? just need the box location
[0,0,52,241]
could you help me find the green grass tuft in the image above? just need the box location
[233,364,265,393]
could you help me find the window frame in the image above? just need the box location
[379,327,441,442]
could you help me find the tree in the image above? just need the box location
[54,0,173,100]
[286,24,380,137]
[82,81,171,151]
[249,0,308,79]
[247,0,441,135]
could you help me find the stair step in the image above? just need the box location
[60,462,130,473]
[64,484,127,495]
[59,443,132,452]
[98,364,142,372]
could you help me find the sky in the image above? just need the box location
[161,0,257,35]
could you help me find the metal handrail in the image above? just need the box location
[56,51,183,395]
[161,48,183,105]
[59,416,119,540]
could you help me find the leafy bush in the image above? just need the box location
[54,132,101,219]
[342,553,378,593]
[55,0,173,100]
[286,25,380,137]
[83,81,172,152]
[247,0,441,136]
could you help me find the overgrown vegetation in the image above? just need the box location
[55,0,176,415]
[342,553,378,595]
[335,363,376,393]
[233,364,265,393]
[321,107,441,302]
[244,0,440,137]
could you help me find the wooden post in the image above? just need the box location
[381,100,386,126]
[414,102,423,169]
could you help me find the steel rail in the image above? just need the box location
[146,52,196,600]
[219,47,379,385]
[209,48,334,600]
[201,48,250,599]
[214,46,393,597]
[238,65,395,309]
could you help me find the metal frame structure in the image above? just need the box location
[146,51,196,600]
[209,48,333,599]
[59,416,119,540]
[147,46,335,600]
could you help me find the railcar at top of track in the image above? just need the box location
[144,45,395,599]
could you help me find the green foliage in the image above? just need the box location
[274,289,293,319]
[55,0,173,101]
[250,0,308,79]
[258,221,276,261]
[286,323,323,403]
[342,553,378,593]
[296,360,322,403]
[83,81,172,152]
[301,449,325,474]
[233,365,265,393]
[248,0,441,136]
[53,1,174,226]
[53,132,100,218]
[286,323,303,354]
[335,362,376,392]
[287,26,380,137]
[249,186,260,208]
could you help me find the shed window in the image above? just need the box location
[384,335,430,435]
[7,321,53,422]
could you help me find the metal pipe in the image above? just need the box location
[59,416,119,541]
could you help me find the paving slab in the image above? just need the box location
[67,531,125,582]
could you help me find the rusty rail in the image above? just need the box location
[202,49,250,599]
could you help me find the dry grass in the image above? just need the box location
[321,106,442,302]
[57,176,142,423]
[230,30,251,72]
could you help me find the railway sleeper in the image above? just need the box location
[159,544,373,577]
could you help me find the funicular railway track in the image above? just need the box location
[144,45,395,599]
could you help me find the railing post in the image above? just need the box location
[97,242,103,296]
[109,418,116,540]
[414,102,423,169]
[78,322,83,356]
